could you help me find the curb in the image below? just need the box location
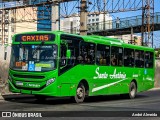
[149,87,160,91]
[0,93,34,101]
[0,93,20,101]
[0,94,4,100]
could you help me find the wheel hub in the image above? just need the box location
[77,87,84,98]
[130,86,136,97]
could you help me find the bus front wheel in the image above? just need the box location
[129,81,137,99]
[73,83,85,103]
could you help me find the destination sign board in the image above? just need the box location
[15,34,55,42]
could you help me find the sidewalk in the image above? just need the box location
[0,87,160,101]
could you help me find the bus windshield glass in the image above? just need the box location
[10,44,57,72]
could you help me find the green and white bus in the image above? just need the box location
[8,31,155,103]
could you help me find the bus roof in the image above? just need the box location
[81,35,154,51]
[13,31,154,51]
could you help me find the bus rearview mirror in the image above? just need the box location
[66,50,71,59]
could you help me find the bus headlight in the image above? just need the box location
[46,78,55,86]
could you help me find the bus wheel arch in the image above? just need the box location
[71,79,89,103]
[129,79,137,99]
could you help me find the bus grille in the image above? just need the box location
[13,74,45,79]
[14,84,45,91]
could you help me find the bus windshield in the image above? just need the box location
[10,44,57,72]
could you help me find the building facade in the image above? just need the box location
[60,12,113,34]
[87,12,112,32]
[0,7,37,45]
[0,10,11,45]
[60,14,80,34]
[108,34,142,46]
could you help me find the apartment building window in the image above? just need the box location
[5,20,9,24]
[5,16,9,19]
[4,29,8,32]
[11,18,15,23]
[96,18,99,21]
[11,28,14,32]
[5,11,9,14]
[96,26,99,30]
[88,19,91,22]
[5,38,8,44]
[96,14,99,17]
[92,19,95,22]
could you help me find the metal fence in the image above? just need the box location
[88,12,160,32]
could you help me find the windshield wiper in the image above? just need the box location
[32,41,45,56]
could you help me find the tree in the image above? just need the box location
[156,49,160,57]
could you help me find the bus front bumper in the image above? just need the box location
[8,79,58,96]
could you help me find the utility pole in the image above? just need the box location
[130,27,133,44]
[70,21,73,33]
[80,0,87,35]
[103,0,106,30]
[141,0,154,47]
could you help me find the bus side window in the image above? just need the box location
[79,42,95,64]
[135,50,144,68]
[145,52,153,68]
[124,48,134,67]
[96,44,110,66]
[111,46,123,66]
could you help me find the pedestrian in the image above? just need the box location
[116,17,120,28]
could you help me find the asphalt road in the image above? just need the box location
[0,89,160,119]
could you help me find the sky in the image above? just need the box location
[111,0,160,18]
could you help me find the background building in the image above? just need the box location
[87,12,112,32]
[29,0,51,31]
[37,5,52,31]
[108,34,142,46]
[13,7,37,34]
[60,12,113,34]
[0,10,9,45]
[0,7,37,45]
[60,13,80,34]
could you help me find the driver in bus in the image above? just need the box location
[40,50,55,68]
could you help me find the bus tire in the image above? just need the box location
[129,81,137,99]
[73,83,85,103]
